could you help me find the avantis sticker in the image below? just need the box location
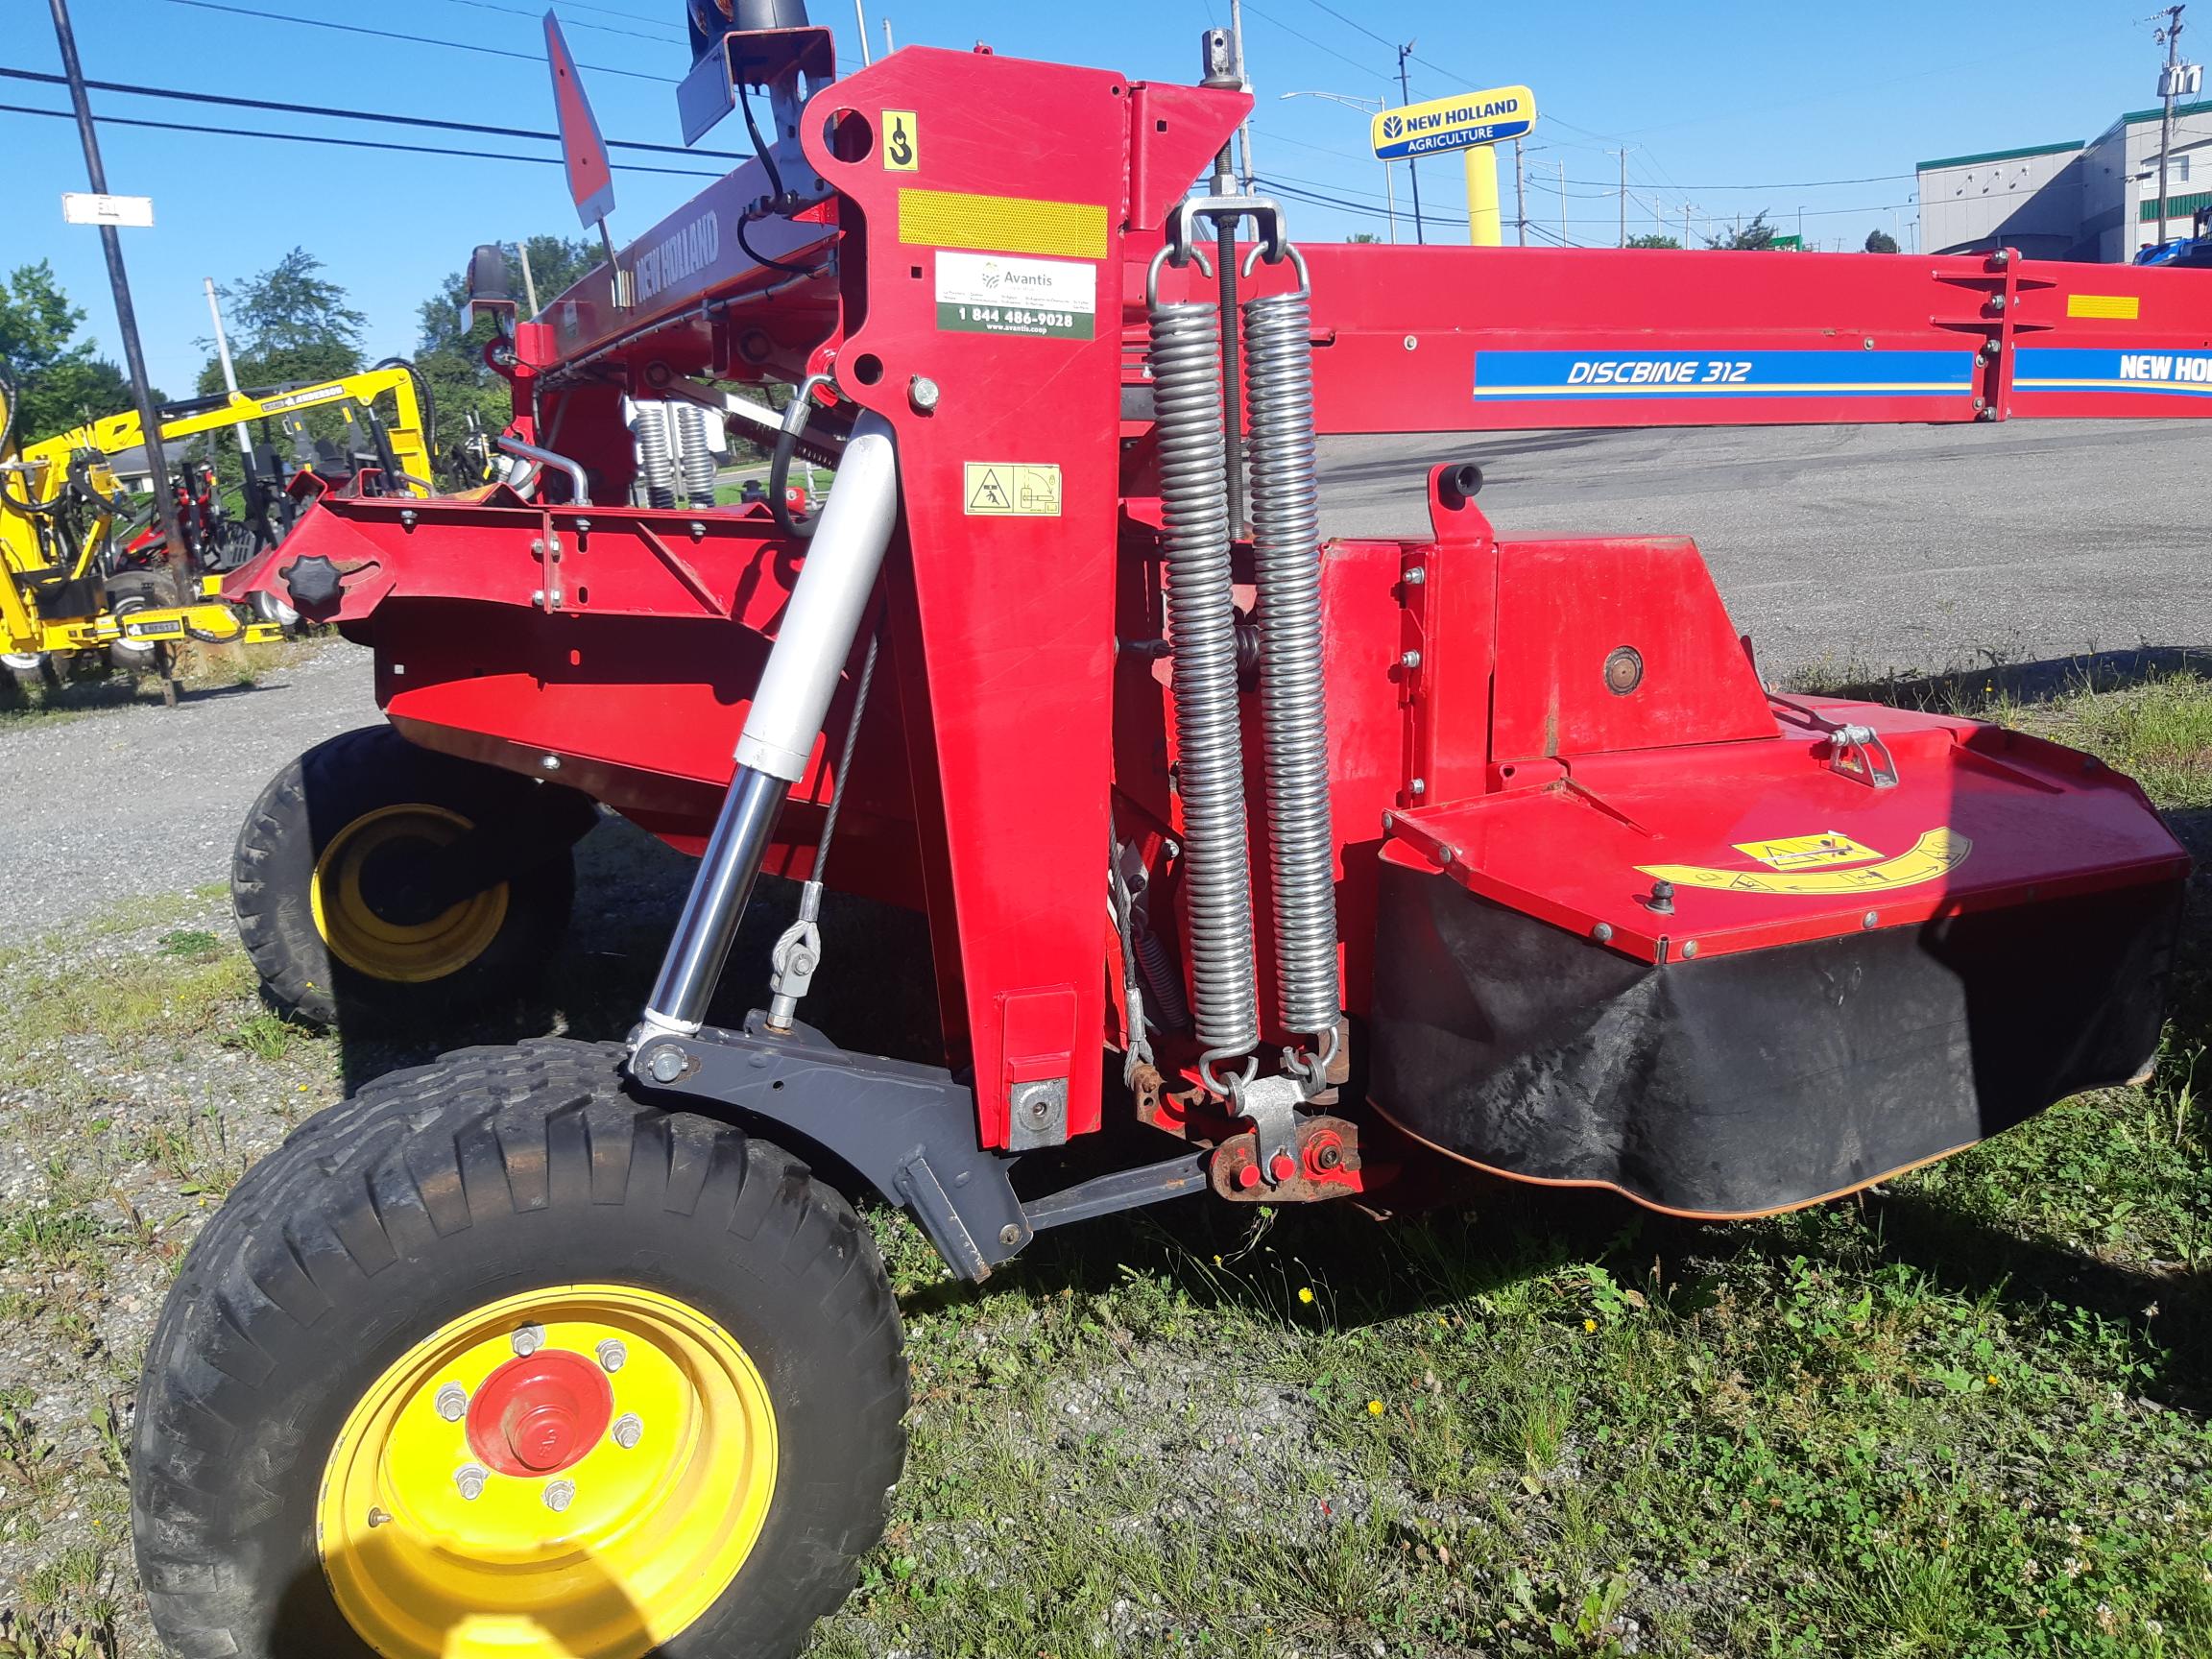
[1637,828,1971,897]
[935,251,1094,340]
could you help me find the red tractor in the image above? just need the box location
[131,7,2189,1657]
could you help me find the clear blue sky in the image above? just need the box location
[0,0,2167,396]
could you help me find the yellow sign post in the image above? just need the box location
[1370,84,1535,249]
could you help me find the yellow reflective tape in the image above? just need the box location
[2067,293,2140,320]
[1638,828,1972,897]
[899,188,1108,259]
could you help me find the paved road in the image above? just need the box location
[1,646,377,934]
[6,419,2201,931]
[1319,418,2211,680]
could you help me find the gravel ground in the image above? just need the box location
[1318,418,2212,679]
[0,644,376,934]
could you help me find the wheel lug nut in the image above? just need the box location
[596,1338,627,1373]
[367,1506,392,1528]
[511,1324,545,1357]
[435,1383,468,1422]
[612,1412,643,1450]
[455,1463,488,1502]
[543,1479,576,1512]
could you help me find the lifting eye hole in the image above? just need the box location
[823,108,874,162]
[851,353,884,386]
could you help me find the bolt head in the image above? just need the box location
[998,1222,1022,1247]
[455,1464,488,1501]
[512,1323,546,1358]
[367,1505,392,1527]
[1400,649,1423,670]
[1313,1143,1343,1171]
[596,1338,627,1373]
[543,1479,576,1513]
[611,1412,643,1450]
[1380,811,1396,832]
[1592,922,1614,944]
[540,754,563,773]
[644,1046,686,1084]
[1863,910,1879,930]
[909,374,942,412]
[435,1383,468,1422]
[1404,565,1427,586]
[1408,777,1427,797]
[1680,940,1698,959]
[1437,845,1455,865]
[1161,838,1181,860]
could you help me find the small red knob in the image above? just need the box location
[1236,1162,1262,1190]
[1267,1153,1297,1184]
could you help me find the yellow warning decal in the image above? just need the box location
[1638,827,1971,897]
[882,110,919,171]
[964,462,1062,516]
[900,189,1109,259]
[2067,293,2141,320]
[1735,831,1883,871]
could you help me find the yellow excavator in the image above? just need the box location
[0,359,433,688]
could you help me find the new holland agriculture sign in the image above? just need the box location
[1370,85,1536,160]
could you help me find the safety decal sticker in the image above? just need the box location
[882,109,919,171]
[963,462,1062,517]
[936,252,1095,340]
[1637,827,1971,897]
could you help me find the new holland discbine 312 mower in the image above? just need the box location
[131,5,2199,1655]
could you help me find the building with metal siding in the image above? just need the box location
[1917,102,2212,260]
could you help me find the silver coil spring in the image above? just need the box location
[676,401,719,508]
[1242,279,1341,1041]
[633,400,677,510]
[1147,295,1261,1065]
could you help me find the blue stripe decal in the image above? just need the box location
[2014,346,2212,394]
[1470,349,1977,400]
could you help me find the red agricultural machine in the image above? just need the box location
[130,5,2198,1656]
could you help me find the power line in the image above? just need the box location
[1238,0,1380,77]
[0,99,721,178]
[1297,0,1394,50]
[0,65,747,161]
[158,0,676,83]
[0,65,747,159]
[434,0,685,44]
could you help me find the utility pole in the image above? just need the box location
[47,0,189,618]
[1557,159,1568,244]
[1609,147,1631,245]
[1224,0,1258,190]
[1513,135,1527,246]
[203,279,251,464]
[1683,202,1693,246]
[1397,42,1425,244]
[2156,6,2187,247]
[854,0,871,64]
[516,243,541,316]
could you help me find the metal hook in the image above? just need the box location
[1144,242,1214,309]
[1239,241,1310,289]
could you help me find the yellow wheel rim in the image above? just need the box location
[309,804,509,983]
[316,1284,779,1659]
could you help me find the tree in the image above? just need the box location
[1625,232,1681,250]
[0,261,135,437]
[414,235,597,457]
[1704,210,1779,251]
[1863,228,1900,254]
[197,248,367,395]
[1345,231,1382,244]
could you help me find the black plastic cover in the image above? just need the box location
[1369,859,2184,1215]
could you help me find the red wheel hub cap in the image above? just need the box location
[465,1350,614,1478]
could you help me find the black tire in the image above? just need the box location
[234,725,582,1029]
[131,1038,908,1659]
[105,567,173,674]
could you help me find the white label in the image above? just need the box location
[935,252,1095,340]
[61,192,154,228]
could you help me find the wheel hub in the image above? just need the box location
[466,1349,613,1476]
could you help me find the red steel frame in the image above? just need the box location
[230,39,2194,1166]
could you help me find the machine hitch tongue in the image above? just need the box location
[633,411,901,1046]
